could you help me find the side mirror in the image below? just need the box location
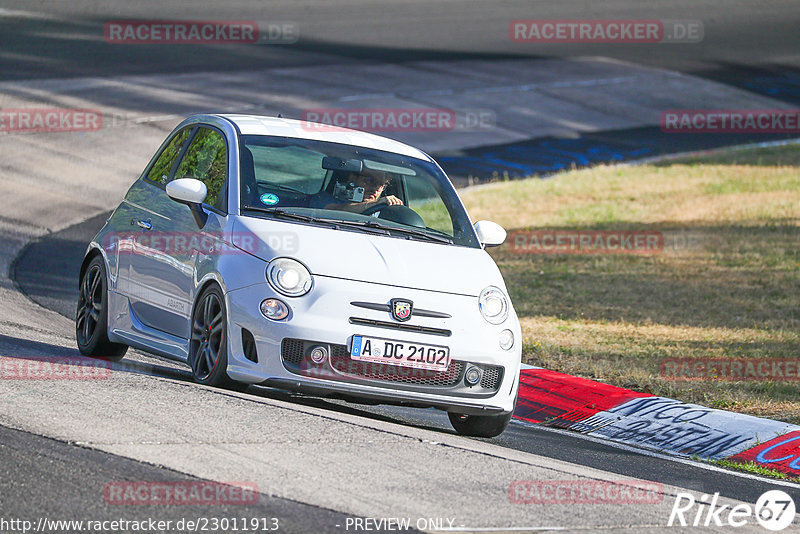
[474,220,507,247]
[166,178,207,204]
[166,178,208,227]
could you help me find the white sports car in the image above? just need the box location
[76,114,521,437]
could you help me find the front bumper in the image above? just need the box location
[224,276,522,414]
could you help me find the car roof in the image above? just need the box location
[216,114,431,161]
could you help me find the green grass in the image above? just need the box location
[460,143,800,423]
[709,459,800,482]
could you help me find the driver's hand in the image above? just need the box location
[383,195,403,206]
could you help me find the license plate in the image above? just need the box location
[350,335,450,372]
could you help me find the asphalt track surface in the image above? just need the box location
[2,0,800,98]
[0,425,381,534]
[12,213,800,509]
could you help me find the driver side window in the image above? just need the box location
[145,128,192,186]
[175,127,228,212]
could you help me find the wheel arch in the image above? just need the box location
[79,245,105,286]
[191,276,225,318]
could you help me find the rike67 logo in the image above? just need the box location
[669,490,796,531]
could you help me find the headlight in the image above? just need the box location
[266,258,313,297]
[479,286,509,324]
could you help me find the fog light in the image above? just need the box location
[465,366,482,386]
[260,298,289,320]
[499,329,514,350]
[309,345,328,364]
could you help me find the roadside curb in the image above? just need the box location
[513,366,800,478]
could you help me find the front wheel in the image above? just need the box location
[448,411,513,438]
[189,285,244,390]
[76,256,128,360]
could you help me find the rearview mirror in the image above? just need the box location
[322,157,363,173]
[166,178,208,227]
[474,220,507,247]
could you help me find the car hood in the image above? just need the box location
[231,216,505,297]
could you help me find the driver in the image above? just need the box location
[326,169,403,213]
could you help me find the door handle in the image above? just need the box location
[136,219,152,231]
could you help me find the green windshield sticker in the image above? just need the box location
[260,193,279,205]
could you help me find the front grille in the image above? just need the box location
[348,317,451,337]
[280,338,504,394]
[329,345,464,386]
[282,338,304,365]
[480,365,503,390]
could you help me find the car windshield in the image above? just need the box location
[238,135,479,247]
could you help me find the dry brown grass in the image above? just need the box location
[460,143,800,423]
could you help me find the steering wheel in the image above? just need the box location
[361,203,426,228]
[360,201,389,216]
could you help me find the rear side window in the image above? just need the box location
[145,128,192,186]
[175,127,228,211]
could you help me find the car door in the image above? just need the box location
[126,125,230,339]
[114,125,193,330]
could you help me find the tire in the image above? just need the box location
[448,411,513,438]
[76,256,128,360]
[189,285,245,390]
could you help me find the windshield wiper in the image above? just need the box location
[242,207,392,236]
[242,206,322,223]
[242,207,452,243]
[386,226,454,244]
[337,219,454,244]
